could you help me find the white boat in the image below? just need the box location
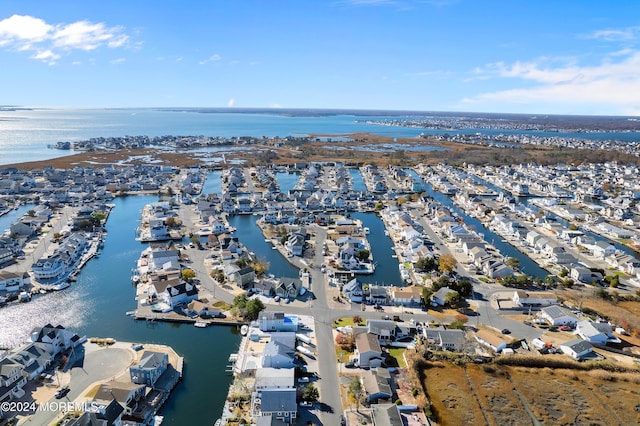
[194,321,207,328]
[131,274,140,284]
[240,325,249,335]
[364,227,370,234]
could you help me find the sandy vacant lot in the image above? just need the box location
[423,360,640,426]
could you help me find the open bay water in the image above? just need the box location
[0,108,424,165]
[0,195,240,424]
[2,108,638,165]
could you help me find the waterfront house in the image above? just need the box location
[285,232,305,257]
[93,381,147,418]
[152,280,198,308]
[575,321,620,344]
[66,400,124,425]
[367,285,389,306]
[31,255,66,281]
[275,280,300,299]
[232,266,256,288]
[30,323,82,356]
[184,300,221,318]
[539,305,578,327]
[258,312,298,332]
[130,351,169,386]
[570,266,603,284]
[0,247,14,265]
[560,339,594,360]
[253,277,276,297]
[592,241,616,259]
[254,367,295,390]
[483,261,515,279]
[389,286,422,307]
[0,271,25,291]
[423,328,465,352]
[262,332,297,369]
[354,333,384,368]
[250,387,297,424]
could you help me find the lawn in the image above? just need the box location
[335,347,352,363]
[213,301,232,310]
[388,348,407,368]
[333,317,363,328]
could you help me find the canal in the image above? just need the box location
[0,195,240,425]
[227,214,300,278]
[408,170,549,279]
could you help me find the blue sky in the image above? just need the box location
[1,1,639,115]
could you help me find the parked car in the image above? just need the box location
[55,386,70,399]
[298,377,310,383]
[340,414,347,426]
[501,329,511,335]
[299,401,313,407]
[559,325,572,331]
[344,361,356,369]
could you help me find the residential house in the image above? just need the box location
[575,321,620,344]
[362,369,393,404]
[93,381,147,418]
[0,271,25,291]
[560,339,594,360]
[232,266,256,288]
[262,333,297,369]
[512,291,557,307]
[431,287,458,306]
[258,312,298,332]
[275,280,300,299]
[129,351,169,386]
[473,330,508,353]
[423,328,466,352]
[538,305,578,327]
[389,286,422,307]
[185,300,222,318]
[354,333,384,369]
[342,278,363,303]
[285,233,305,257]
[251,388,297,424]
[366,320,396,343]
[0,358,27,403]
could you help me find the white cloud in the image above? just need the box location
[0,14,132,64]
[269,103,282,108]
[227,98,235,107]
[110,57,126,64]
[462,50,640,114]
[584,26,640,42]
[31,49,60,65]
[200,54,221,64]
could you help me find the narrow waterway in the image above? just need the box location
[0,204,35,233]
[0,195,240,425]
[350,168,367,192]
[467,172,640,261]
[275,171,299,194]
[227,214,299,278]
[408,171,549,279]
[351,212,405,286]
[202,170,222,196]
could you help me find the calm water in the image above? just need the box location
[201,171,223,196]
[0,195,240,425]
[352,212,404,286]
[275,172,299,194]
[350,169,367,192]
[227,214,300,278]
[0,109,423,165]
[0,204,34,234]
